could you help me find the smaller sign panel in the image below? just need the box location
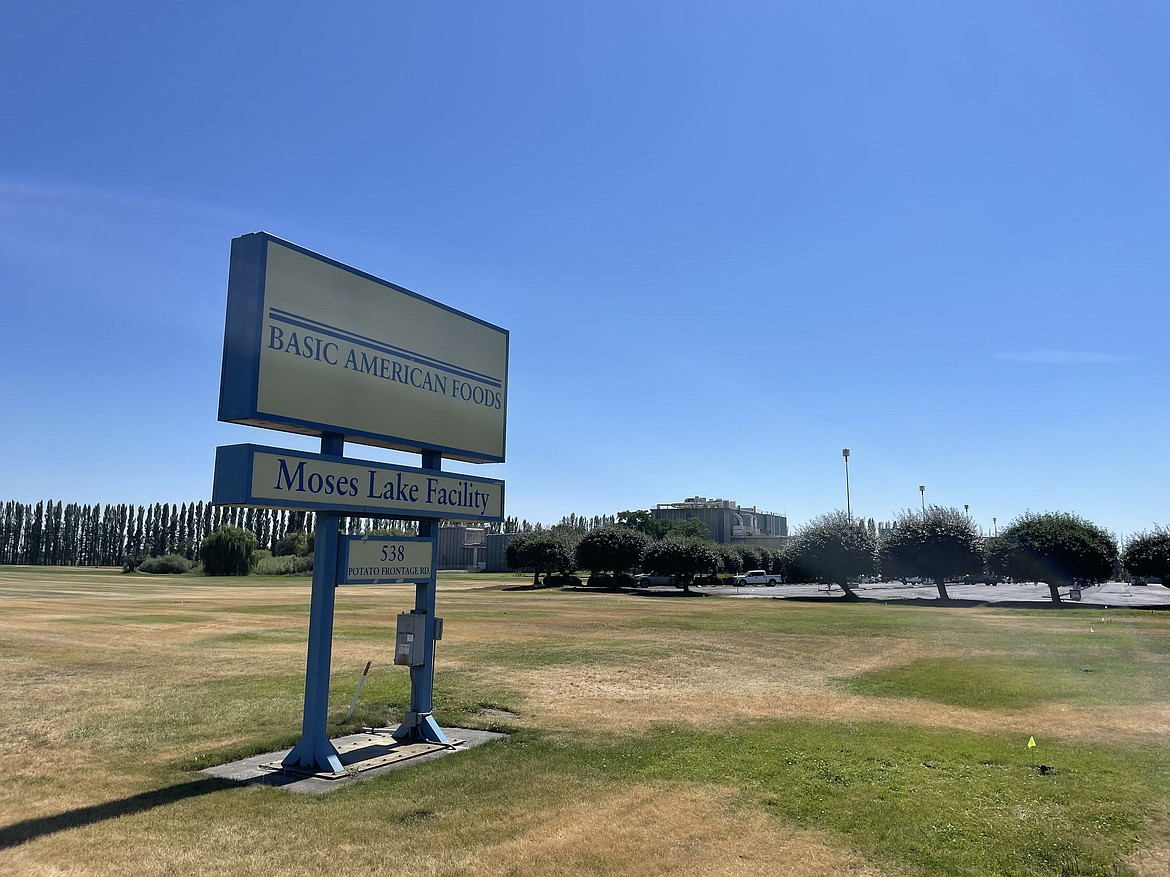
[212,444,505,521]
[340,536,433,584]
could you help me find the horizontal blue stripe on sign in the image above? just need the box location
[268,307,503,388]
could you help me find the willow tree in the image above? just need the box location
[200,525,258,576]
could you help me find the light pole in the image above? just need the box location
[964,504,969,519]
[919,485,926,512]
[842,448,851,518]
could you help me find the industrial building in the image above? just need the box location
[434,523,491,570]
[439,497,788,573]
[652,497,787,549]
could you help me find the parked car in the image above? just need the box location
[734,569,780,586]
[960,574,1006,586]
[635,571,677,586]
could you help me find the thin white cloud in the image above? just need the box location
[0,175,247,225]
[996,350,1134,364]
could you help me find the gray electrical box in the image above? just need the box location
[394,613,427,667]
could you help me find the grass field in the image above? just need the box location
[1,566,1167,877]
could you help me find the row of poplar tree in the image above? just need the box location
[0,498,618,569]
[0,499,421,568]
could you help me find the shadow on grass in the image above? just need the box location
[554,586,710,598]
[780,594,1066,608]
[782,594,1170,611]
[0,776,239,850]
[630,588,709,598]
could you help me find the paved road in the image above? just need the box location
[696,580,1170,608]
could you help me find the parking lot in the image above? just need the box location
[698,580,1170,608]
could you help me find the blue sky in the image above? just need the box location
[1,1,1167,540]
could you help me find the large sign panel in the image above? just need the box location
[212,444,505,521]
[339,536,434,585]
[218,233,509,463]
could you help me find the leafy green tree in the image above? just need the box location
[643,538,718,594]
[45,500,62,565]
[879,506,983,601]
[617,510,708,541]
[200,525,258,576]
[138,554,195,574]
[682,539,719,589]
[734,544,763,573]
[665,517,709,540]
[274,530,310,557]
[506,530,577,585]
[166,503,179,556]
[1122,526,1170,586]
[617,509,662,537]
[576,526,650,586]
[784,511,875,599]
[716,545,743,576]
[559,512,604,533]
[990,511,1118,603]
[28,501,44,565]
[762,549,784,576]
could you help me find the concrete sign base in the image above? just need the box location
[201,727,507,795]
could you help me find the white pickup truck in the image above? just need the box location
[734,569,780,586]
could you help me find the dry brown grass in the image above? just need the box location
[450,783,898,877]
[1,569,1167,877]
[500,657,1170,742]
[0,783,897,877]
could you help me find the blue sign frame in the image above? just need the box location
[212,443,505,522]
[218,232,509,463]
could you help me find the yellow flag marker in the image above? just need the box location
[1027,736,1036,748]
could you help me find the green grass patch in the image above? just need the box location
[67,672,311,755]
[334,623,396,640]
[206,601,386,616]
[638,600,1170,658]
[198,622,404,645]
[70,665,524,769]
[444,608,566,621]
[194,629,306,646]
[0,565,129,577]
[578,720,1170,877]
[53,720,1168,877]
[842,654,1170,710]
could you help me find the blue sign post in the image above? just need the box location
[393,453,448,745]
[214,233,507,775]
[281,434,345,772]
[281,444,450,767]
